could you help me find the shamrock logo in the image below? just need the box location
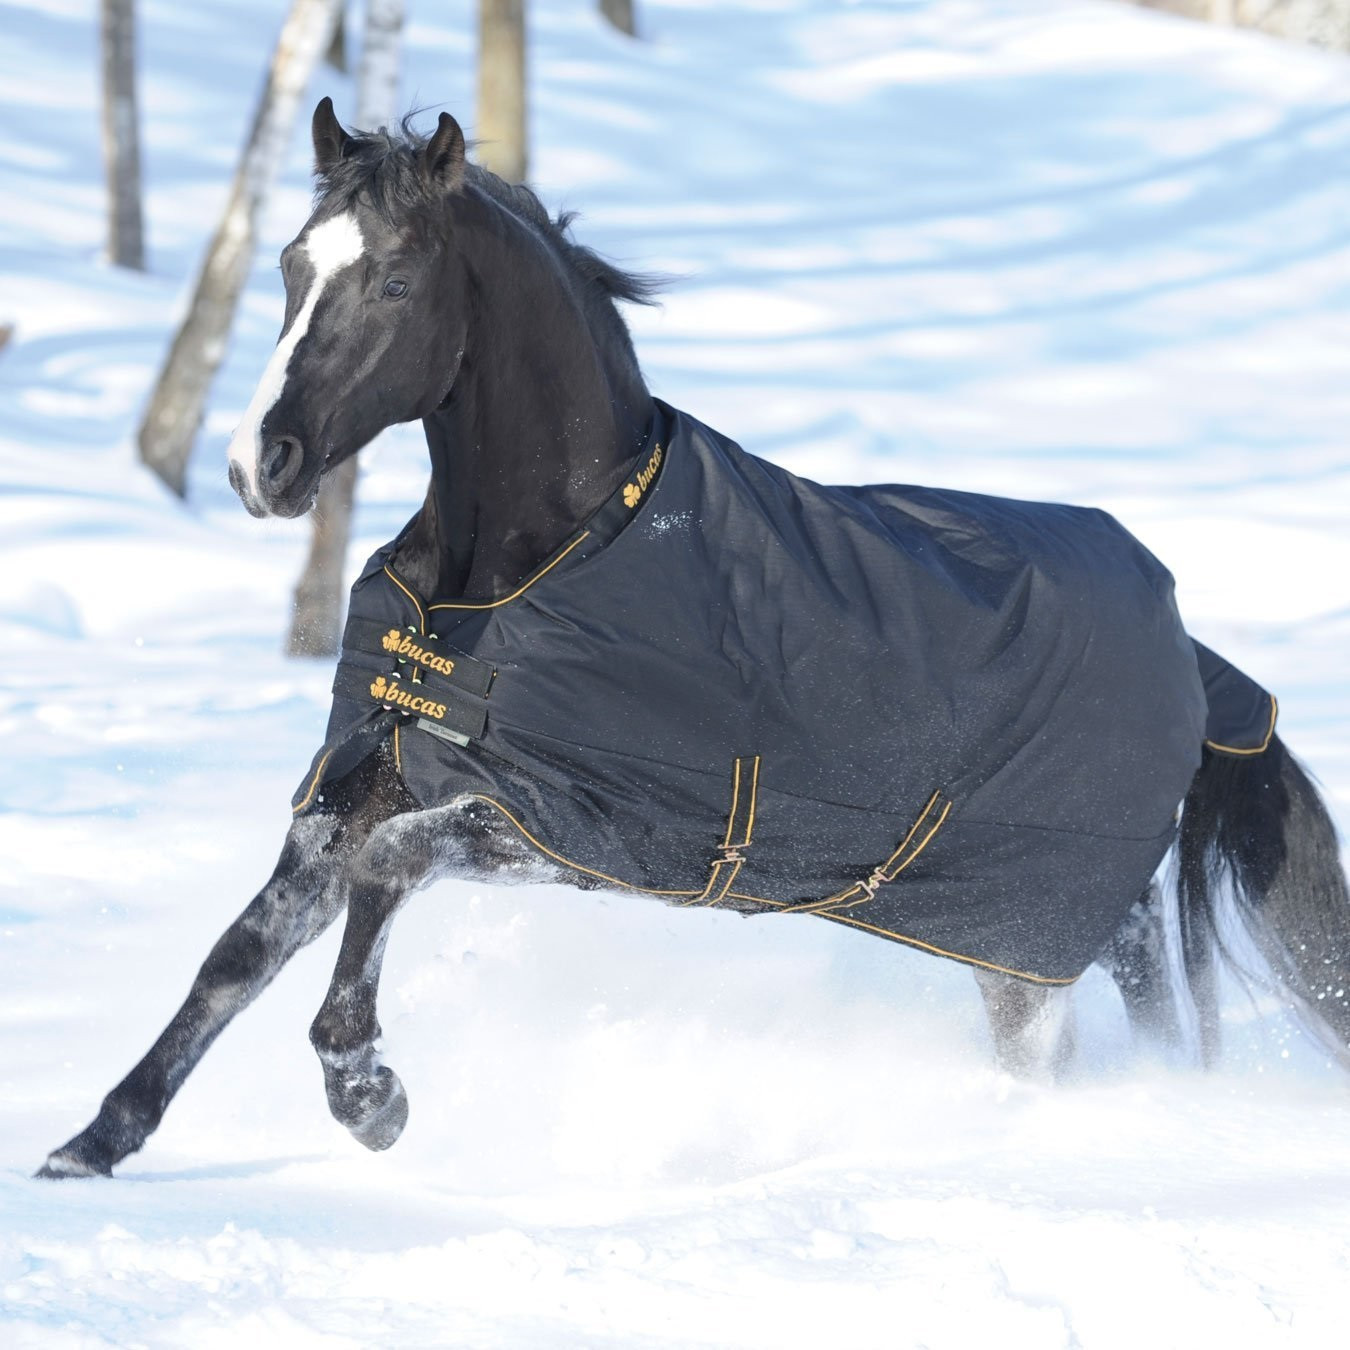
[623,482,641,508]
[381,629,403,652]
[370,675,389,700]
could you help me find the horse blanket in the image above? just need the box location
[295,401,1276,984]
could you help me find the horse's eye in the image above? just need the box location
[383,278,408,299]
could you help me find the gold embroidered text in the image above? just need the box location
[381,628,456,676]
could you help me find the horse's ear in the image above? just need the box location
[312,96,354,177]
[422,112,466,193]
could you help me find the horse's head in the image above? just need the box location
[227,99,469,518]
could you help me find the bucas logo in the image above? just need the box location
[368,674,448,720]
[622,443,663,509]
[381,628,456,676]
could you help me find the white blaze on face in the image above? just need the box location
[227,212,366,496]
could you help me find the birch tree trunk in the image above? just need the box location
[325,6,348,71]
[478,0,527,183]
[599,0,636,37]
[136,0,341,497]
[1131,2,1350,48]
[288,0,405,658]
[101,0,145,270]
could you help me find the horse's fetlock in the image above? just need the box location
[310,1012,376,1063]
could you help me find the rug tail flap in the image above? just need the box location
[1191,640,1277,756]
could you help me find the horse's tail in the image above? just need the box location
[1177,734,1350,1067]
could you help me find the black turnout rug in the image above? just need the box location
[295,401,1275,984]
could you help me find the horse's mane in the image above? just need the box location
[315,114,662,308]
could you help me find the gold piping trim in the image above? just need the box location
[429,533,591,611]
[469,795,698,898]
[393,723,402,776]
[1205,695,1277,756]
[744,755,760,846]
[466,794,1069,985]
[292,749,334,815]
[728,892,1075,985]
[382,566,426,634]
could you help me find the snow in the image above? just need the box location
[2,0,1349,1344]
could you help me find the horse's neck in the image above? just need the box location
[394,205,651,603]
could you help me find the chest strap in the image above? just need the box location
[342,616,496,698]
[332,662,488,742]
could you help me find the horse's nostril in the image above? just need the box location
[261,435,305,492]
[227,460,246,497]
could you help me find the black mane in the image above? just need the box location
[315,115,662,308]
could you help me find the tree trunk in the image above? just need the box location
[136,0,341,497]
[101,0,145,270]
[598,0,636,37]
[325,6,348,71]
[478,0,528,183]
[287,0,406,658]
[1131,2,1350,49]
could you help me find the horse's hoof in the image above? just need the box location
[346,1067,409,1152]
[34,1147,111,1180]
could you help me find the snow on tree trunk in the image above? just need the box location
[136,0,341,497]
[101,0,145,271]
[287,0,405,659]
[599,0,636,38]
[478,0,528,183]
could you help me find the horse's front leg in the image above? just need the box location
[308,797,558,1150]
[37,749,404,1178]
[973,966,1077,1079]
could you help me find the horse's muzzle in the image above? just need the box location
[260,435,305,493]
[229,435,315,518]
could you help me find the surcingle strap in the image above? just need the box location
[332,664,487,742]
[343,616,495,697]
[683,755,760,906]
[782,790,953,915]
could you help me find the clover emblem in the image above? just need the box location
[381,629,403,652]
[623,482,640,508]
[370,675,389,700]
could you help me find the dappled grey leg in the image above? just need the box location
[37,748,405,1178]
[308,829,426,1152]
[1098,883,1188,1055]
[973,966,1076,1079]
[309,796,560,1151]
[37,817,348,1177]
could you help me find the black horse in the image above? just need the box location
[39,102,1350,1177]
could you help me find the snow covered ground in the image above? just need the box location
[3,0,1350,1344]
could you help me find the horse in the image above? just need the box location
[38,100,1350,1178]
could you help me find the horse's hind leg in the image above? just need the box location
[973,967,1076,1079]
[37,750,401,1178]
[1098,882,1189,1057]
